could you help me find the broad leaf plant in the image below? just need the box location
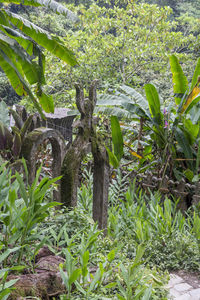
[0,0,78,115]
[97,55,200,181]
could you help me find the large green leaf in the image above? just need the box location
[4,10,78,66]
[175,127,194,170]
[184,95,200,114]
[0,24,34,56]
[97,93,130,106]
[0,48,47,114]
[69,269,81,286]
[105,146,119,168]
[97,90,150,119]
[110,116,123,162]
[191,57,200,90]
[0,48,24,95]
[95,106,135,119]
[169,55,188,104]
[0,36,45,86]
[120,84,148,111]
[1,0,79,21]
[183,119,199,143]
[144,84,162,124]
[36,87,54,113]
[122,102,150,119]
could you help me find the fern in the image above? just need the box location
[109,169,129,205]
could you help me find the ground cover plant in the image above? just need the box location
[0,162,199,299]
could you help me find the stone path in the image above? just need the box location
[166,272,200,300]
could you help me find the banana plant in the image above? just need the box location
[0,0,78,115]
[96,55,200,180]
[169,55,200,180]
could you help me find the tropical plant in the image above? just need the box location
[116,245,153,300]
[97,55,200,180]
[0,264,22,300]
[106,116,124,168]
[0,159,61,264]
[0,101,33,162]
[0,0,78,115]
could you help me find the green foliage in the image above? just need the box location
[39,0,198,106]
[169,55,189,104]
[0,266,20,300]
[145,0,200,18]
[0,0,78,114]
[98,55,200,180]
[59,241,165,300]
[146,232,200,270]
[109,169,128,205]
[1,159,199,298]
[77,168,93,214]
[106,116,123,168]
[107,180,200,271]
[0,159,61,265]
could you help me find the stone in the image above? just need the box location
[44,108,76,142]
[170,288,182,298]
[21,127,66,202]
[166,275,183,288]
[175,283,192,292]
[175,294,192,300]
[61,81,109,231]
[189,288,200,299]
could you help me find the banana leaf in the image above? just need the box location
[0,0,79,22]
[144,84,163,126]
[110,116,123,162]
[175,127,194,170]
[169,55,188,104]
[4,10,78,66]
[181,78,200,113]
[191,57,200,90]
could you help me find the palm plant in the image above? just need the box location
[0,0,78,115]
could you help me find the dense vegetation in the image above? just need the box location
[0,0,200,299]
[1,0,200,106]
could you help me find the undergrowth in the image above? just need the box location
[1,167,200,299]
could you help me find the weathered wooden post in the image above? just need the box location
[61,81,109,232]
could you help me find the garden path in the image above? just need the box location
[167,271,200,299]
